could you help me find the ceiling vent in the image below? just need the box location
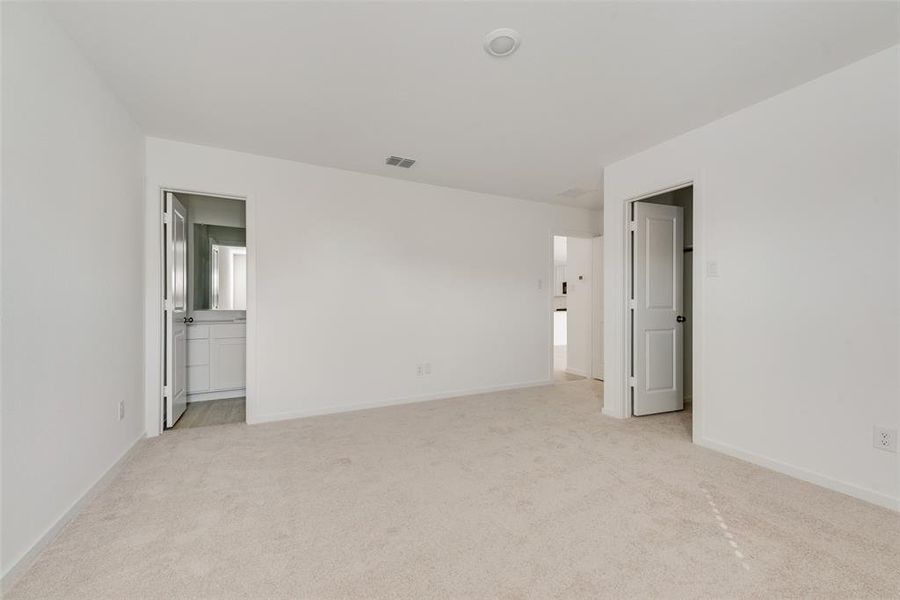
[385,155,416,168]
[558,187,590,198]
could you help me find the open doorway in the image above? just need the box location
[627,185,693,416]
[162,191,248,430]
[552,234,602,383]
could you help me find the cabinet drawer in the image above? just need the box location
[211,323,246,339]
[186,325,210,340]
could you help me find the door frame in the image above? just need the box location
[621,180,701,430]
[547,230,599,383]
[144,186,256,437]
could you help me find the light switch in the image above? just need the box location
[706,261,719,278]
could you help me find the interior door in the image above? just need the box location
[165,192,188,427]
[632,202,683,415]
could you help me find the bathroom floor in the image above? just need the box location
[172,397,245,429]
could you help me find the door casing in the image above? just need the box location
[621,181,698,426]
[146,186,254,437]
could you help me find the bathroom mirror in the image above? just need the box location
[211,243,247,310]
[192,224,246,310]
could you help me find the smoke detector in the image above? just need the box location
[385,155,416,168]
[484,28,521,57]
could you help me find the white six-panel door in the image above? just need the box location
[165,192,188,427]
[632,202,684,416]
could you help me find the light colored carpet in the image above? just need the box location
[7,381,900,599]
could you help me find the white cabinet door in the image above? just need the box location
[209,338,246,391]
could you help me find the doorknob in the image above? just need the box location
[183,317,188,323]
[676,315,687,323]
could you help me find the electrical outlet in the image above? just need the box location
[118,400,125,421]
[424,362,432,375]
[416,364,423,376]
[873,427,897,453]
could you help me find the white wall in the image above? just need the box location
[232,252,248,310]
[1,4,145,579]
[565,237,593,377]
[591,236,604,380]
[603,46,900,509]
[145,138,600,428]
[182,193,246,228]
[553,311,567,347]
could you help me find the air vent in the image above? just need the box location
[385,155,416,168]
[558,187,589,198]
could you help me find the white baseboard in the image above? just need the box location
[696,436,899,512]
[0,433,145,592]
[250,379,553,425]
[187,388,245,403]
[601,405,625,419]
[565,367,588,378]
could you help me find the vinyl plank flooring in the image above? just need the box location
[172,397,245,430]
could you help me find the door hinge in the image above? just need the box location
[164,299,173,310]
[163,385,170,399]
[629,377,636,388]
[629,221,637,232]
[162,212,171,224]
[629,298,636,310]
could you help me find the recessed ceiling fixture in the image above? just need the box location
[385,155,416,168]
[483,28,521,57]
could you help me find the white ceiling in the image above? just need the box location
[48,1,900,209]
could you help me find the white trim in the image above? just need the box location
[252,379,553,425]
[565,367,588,378]
[601,406,620,419]
[0,434,145,592]
[187,389,246,403]
[696,436,900,512]
[145,186,256,436]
